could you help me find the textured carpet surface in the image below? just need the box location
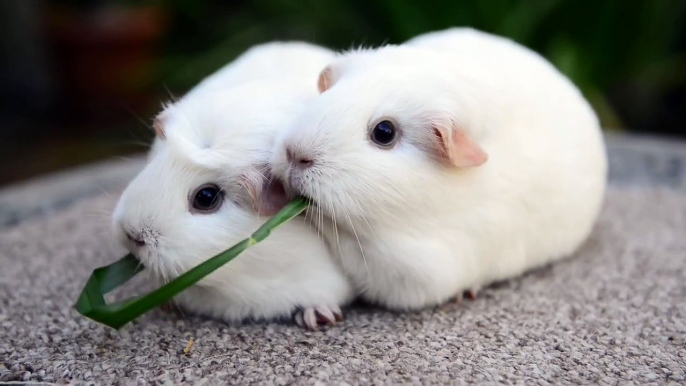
[2,136,686,384]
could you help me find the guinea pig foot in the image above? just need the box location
[434,295,462,313]
[294,306,343,330]
[464,288,480,301]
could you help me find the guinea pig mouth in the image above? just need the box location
[270,176,319,209]
[284,180,319,206]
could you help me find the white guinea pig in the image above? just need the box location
[112,42,353,329]
[270,28,607,310]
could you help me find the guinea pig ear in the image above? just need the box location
[431,122,488,168]
[256,178,289,217]
[317,65,337,93]
[152,114,167,140]
[242,169,289,217]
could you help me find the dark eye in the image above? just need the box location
[190,184,223,213]
[370,120,398,148]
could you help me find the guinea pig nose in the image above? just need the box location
[286,146,314,169]
[125,231,146,247]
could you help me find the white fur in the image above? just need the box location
[112,42,353,324]
[185,41,335,98]
[271,28,608,310]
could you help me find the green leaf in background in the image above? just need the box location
[75,197,309,329]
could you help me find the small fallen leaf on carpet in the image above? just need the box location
[183,337,195,355]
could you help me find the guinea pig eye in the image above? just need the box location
[370,120,398,148]
[190,184,223,214]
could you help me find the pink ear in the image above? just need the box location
[242,171,289,217]
[317,65,334,93]
[153,114,166,140]
[432,125,488,168]
[255,178,289,216]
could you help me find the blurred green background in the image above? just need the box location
[1,0,684,185]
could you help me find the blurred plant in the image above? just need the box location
[150,0,684,132]
[51,0,166,7]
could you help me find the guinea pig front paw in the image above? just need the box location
[464,287,480,301]
[440,287,482,310]
[293,305,343,330]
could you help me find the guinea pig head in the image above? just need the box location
[111,149,269,281]
[271,52,488,224]
[112,89,291,280]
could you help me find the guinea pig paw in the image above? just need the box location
[441,294,463,309]
[464,288,480,301]
[330,305,344,322]
[437,289,479,312]
[294,306,343,330]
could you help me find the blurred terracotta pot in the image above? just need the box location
[44,3,167,124]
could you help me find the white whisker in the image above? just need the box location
[329,197,342,261]
[343,209,370,286]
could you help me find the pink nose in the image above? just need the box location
[286,147,314,169]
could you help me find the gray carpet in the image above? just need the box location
[1,134,686,384]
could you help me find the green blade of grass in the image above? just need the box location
[75,197,309,329]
